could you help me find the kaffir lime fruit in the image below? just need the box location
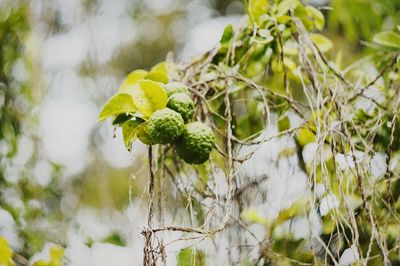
[175,122,215,164]
[137,123,156,145]
[147,108,184,144]
[164,82,189,96]
[167,93,195,122]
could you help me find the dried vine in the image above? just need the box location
[112,2,400,265]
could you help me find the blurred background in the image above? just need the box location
[0,0,399,265]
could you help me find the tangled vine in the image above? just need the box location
[98,0,400,265]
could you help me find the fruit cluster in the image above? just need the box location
[97,64,215,165]
[149,83,215,164]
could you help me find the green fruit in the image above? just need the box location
[164,82,189,96]
[148,108,184,144]
[137,123,156,145]
[167,93,195,122]
[175,122,215,164]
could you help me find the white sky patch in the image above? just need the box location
[29,243,55,265]
[0,208,22,250]
[86,16,137,64]
[97,0,132,19]
[43,0,137,68]
[64,241,138,266]
[91,243,136,266]
[239,123,308,219]
[1,188,24,211]
[144,0,182,14]
[33,160,53,187]
[12,135,34,166]
[38,70,98,177]
[42,29,90,69]
[370,152,386,180]
[54,0,83,26]
[186,0,214,22]
[315,183,326,198]
[354,85,384,114]
[302,143,332,165]
[289,217,310,239]
[168,17,188,44]
[99,125,139,169]
[319,193,339,216]
[0,140,10,156]
[65,233,92,266]
[137,17,164,44]
[335,153,355,171]
[302,143,318,164]
[389,154,400,172]
[60,192,80,217]
[272,210,321,240]
[180,16,241,60]
[3,163,21,184]
[12,58,28,82]
[72,209,112,241]
[40,97,96,176]
[339,245,359,265]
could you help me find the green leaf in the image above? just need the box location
[293,3,307,17]
[220,24,234,48]
[136,122,155,145]
[122,118,144,151]
[177,249,205,266]
[33,261,48,266]
[102,233,126,247]
[146,62,169,84]
[112,113,133,126]
[241,209,267,224]
[277,0,300,16]
[373,31,400,49]
[276,15,292,24]
[0,237,15,266]
[310,33,333,52]
[273,198,308,228]
[257,29,274,44]
[125,80,168,117]
[278,115,290,132]
[49,246,64,266]
[300,16,315,31]
[248,0,269,25]
[33,246,64,266]
[97,93,136,122]
[195,164,210,192]
[146,72,168,84]
[321,215,335,234]
[305,5,325,30]
[119,70,148,91]
[296,126,316,147]
[397,55,400,69]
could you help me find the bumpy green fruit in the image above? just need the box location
[176,122,215,164]
[167,93,195,122]
[148,108,184,144]
[164,82,189,96]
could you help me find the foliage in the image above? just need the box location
[0,238,15,266]
[96,0,400,264]
[98,63,215,162]
[328,0,400,44]
[177,248,205,266]
[32,246,64,266]
[1,0,400,265]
